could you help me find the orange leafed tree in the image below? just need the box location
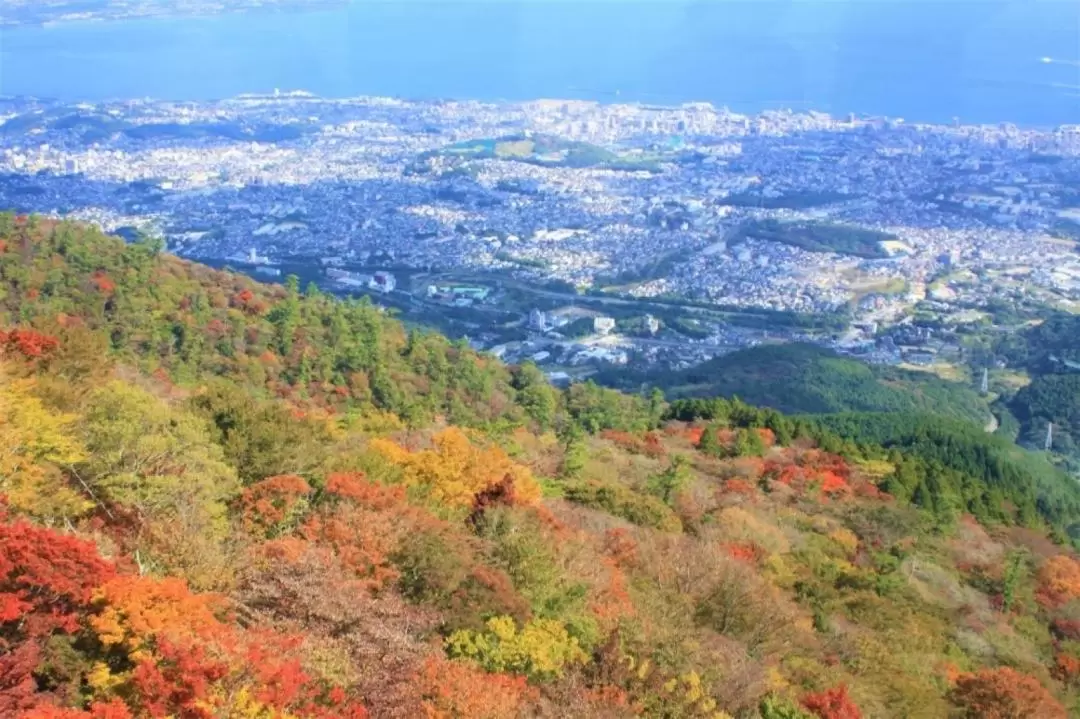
[724,542,765,564]
[296,472,419,590]
[1052,652,1080,688]
[415,656,537,719]
[240,474,313,538]
[1036,554,1080,608]
[0,506,118,716]
[20,698,134,719]
[802,685,861,719]
[948,667,1067,719]
[90,271,116,294]
[0,328,59,360]
[89,575,224,656]
[599,430,666,459]
[602,528,639,569]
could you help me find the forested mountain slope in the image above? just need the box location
[995,314,1080,467]
[597,343,991,427]
[3,215,1080,719]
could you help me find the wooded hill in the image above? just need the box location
[995,314,1080,468]
[4,215,1080,718]
[597,343,992,427]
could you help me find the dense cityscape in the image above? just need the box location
[2,92,1079,376]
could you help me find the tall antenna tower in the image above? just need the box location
[980,367,989,395]
[1046,422,1054,451]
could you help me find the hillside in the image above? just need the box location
[997,313,1080,373]
[424,135,660,172]
[1011,374,1080,458]
[4,215,1080,718]
[731,220,895,259]
[600,343,992,427]
[994,314,1080,466]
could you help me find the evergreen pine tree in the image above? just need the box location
[697,423,722,457]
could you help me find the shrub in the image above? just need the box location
[445,616,588,682]
[564,480,682,532]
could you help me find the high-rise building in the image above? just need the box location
[528,308,548,332]
[645,315,660,335]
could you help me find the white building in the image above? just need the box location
[593,316,616,335]
[372,271,396,293]
[529,308,548,332]
[645,314,660,335]
[326,268,373,287]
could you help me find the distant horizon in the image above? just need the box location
[1,1,1078,126]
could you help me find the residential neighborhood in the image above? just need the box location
[1,92,1079,377]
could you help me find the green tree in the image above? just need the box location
[759,695,815,719]
[79,381,242,586]
[697,423,722,457]
[557,421,587,480]
[187,380,333,484]
[732,427,765,457]
[647,455,692,505]
[1001,550,1026,612]
[269,274,301,357]
[80,381,240,524]
[511,362,557,431]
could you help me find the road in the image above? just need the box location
[428,271,780,321]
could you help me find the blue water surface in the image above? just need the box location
[0,0,1077,125]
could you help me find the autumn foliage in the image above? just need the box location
[764,450,855,498]
[1036,554,1080,608]
[240,474,313,538]
[600,430,667,459]
[370,428,542,507]
[724,541,766,564]
[0,510,115,639]
[948,667,1067,719]
[0,503,369,718]
[415,656,536,719]
[801,685,861,719]
[4,220,1080,719]
[90,271,116,294]
[1051,653,1080,687]
[0,328,60,360]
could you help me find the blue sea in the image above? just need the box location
[0,0,1078,126]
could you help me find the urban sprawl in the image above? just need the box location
[2,93,1080,379]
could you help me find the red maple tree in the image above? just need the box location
[802,685,862,719]
[949,667,1066,719]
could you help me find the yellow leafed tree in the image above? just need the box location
[0,367,91,519]
[370,427,541,506]
[445,615,587,681]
